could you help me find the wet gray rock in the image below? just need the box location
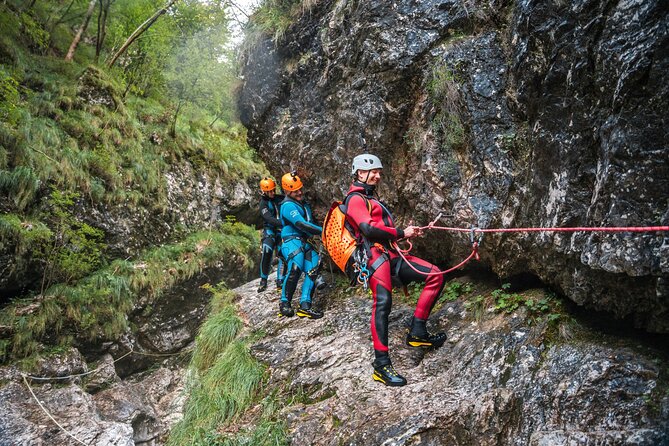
[31,347,87,384]
[0,380,134,446]
[82,162,258,260]
[77,67,119,109]
[84,354,121,393]
[238,0,669,331]
[103,256,254,378]
[93,366,186,445]
[237,274,669,445]
[0,361,185,446]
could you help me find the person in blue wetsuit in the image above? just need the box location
[279,172,324,319]
[257,177,286,293]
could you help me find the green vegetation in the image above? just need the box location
[427,65,459,101]
[0,0,263,202]
[464,283,563,325]
[0,0,265,348]
[244,0,319,48]
[401,59,468,174]
[402,279,473,307]
[168,285,288,446]
[0,222,258,363]
[432,111,466,150]
[498,123,532,172]
[427,62,467,153]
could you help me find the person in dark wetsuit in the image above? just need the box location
[258,177,286,293]
[278,172,324,319]
[345,154,447,386]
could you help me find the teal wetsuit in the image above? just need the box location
[279,196,322,305]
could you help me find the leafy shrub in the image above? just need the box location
[37,189,107,286]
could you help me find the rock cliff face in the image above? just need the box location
[238,0,669,331]
[238,273,669,445]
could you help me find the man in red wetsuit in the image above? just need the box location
[345,154,447,386]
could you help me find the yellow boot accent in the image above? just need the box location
[372,371,387,384]
[408,340,433,347]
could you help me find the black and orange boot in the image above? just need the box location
[257,278,268,293]
[372,359,407,387]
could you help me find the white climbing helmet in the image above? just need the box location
[351,154,383,175]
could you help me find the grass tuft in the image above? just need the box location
[192,305,243,371]
[168,284,268,446]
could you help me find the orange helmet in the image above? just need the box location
[281,172,303,191]
[259,177,276,192]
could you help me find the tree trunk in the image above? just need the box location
[108,0,179,68]
[170,100,183,138]
[65,0,97,62]
[95,0,112,64]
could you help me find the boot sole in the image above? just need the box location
[406,336,447,349]
[372,372,406,387]
[296,310,323,319]
[407,340,435,347]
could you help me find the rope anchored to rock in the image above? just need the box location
[391,212,669,278]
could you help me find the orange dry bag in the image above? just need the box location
[321,193,370,272]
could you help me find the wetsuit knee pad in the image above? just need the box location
[286,264,302,285]
[372,283,392,349]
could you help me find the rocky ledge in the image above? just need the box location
[238,273,669,445]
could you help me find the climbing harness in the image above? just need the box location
[351,248,370,289]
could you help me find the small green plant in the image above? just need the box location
[19,12,49,53]
[432,111,466,151]
[490,285,564,325]
[403,127,425,153]
[0,68,21,124]
[492,283,523,314]
[427,65,457,100]
[404,282,422,305]
[0,166,40,211]
[37,189,106,289]
[443,281,473,302]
